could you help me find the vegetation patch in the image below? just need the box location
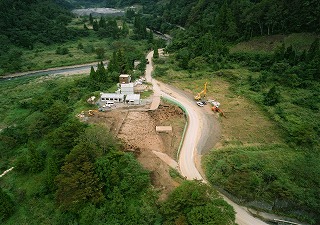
[204,145,320,223]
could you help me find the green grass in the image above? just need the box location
[19,35,149,72]
[140,89,153,98]
[21,35,110,72]
[204,145,320,223]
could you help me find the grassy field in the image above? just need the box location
[20,35,148,72]
[155,67,284,148]
[230,33,319,53]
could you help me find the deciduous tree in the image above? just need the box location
[161,181,235,225]
[55,142,104,212]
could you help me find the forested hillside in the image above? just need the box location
[0,0,78,48]
[143,0,319,39]
[0,0,89,74]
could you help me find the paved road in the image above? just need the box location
[0,61,108,81]
[146,51,268,225]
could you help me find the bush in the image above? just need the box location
[83,44,95,53]
[56,47,69,55]
[77,42,84,50]
[95,47,105,59]
[264,86,280,106]
[154,67,168,77]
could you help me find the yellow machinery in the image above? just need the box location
[194,82,208,101]
[88,109,98,116]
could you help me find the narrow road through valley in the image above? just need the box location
[145,51,268,225]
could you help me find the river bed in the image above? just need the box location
[72,8,124,17]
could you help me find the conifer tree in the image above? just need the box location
[215,1,238,40]
[28,144,44,173]
[92,20,99,31]
[89,13,93,25]
[153,46,159,59]
[90,66,96,80]
[307,38,319,61]
[96,61,107,82]
[147,30,154,44]
[284,45,296,65]
[45,156,59,192]
[116,50,128,74]
[108,51,119,73]
[264,86,280,106]
[274,43,286,61]
[99,17,106,29]
[121,21,129,37]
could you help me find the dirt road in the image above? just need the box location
[146,51,268,225]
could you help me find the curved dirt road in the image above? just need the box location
[146,51,268,225]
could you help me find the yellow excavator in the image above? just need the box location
[88,109,99,116]
[194,82,208,101]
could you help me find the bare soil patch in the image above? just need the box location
[87,102,185,200]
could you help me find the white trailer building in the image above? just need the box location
[125,94,140,105]
[120,83,134,95]
[100,93,124,103]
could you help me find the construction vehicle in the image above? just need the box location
[208,100,226,118]
[212,106,226,118]
[194,82,208,101]
[88,109,98,116]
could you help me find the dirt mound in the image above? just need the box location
[149,104,184,123]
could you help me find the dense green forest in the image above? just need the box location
[0,0,77,48]
[0,0,87,74]
[142,0,320,38]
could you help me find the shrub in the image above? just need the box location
[83,45,95,53]
[77,42,84,50]
[56,47,69,55]
[264,86,280,106]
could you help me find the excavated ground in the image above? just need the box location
[87,102,185,200]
